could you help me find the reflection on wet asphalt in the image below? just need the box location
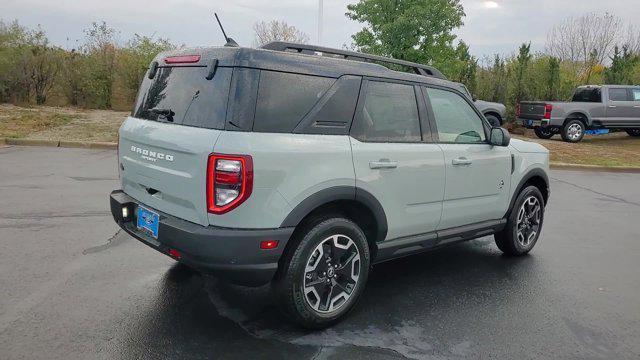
[1,146,640,359]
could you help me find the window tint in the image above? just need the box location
[609,88,630,101]
[572,88,601,102]
[351,81,421,142]
[253,71,334,133]
[632,89,640,101]
[133,66,231,129]
[426,87,487,143]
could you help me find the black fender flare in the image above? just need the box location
[506,168,550,217]
[280,186,388,243]
[564,112,591,126]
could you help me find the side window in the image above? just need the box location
[632,89,640,101]
[253,71,334,133]
[609,88,630,101]
[351,81,421,142]
[426,87,487,144]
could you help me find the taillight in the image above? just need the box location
[516,103,521,117]
[544,104,553,119]
[164,55,201,64]
[207,153,253,214]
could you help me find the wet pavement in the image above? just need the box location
[1,145,639,359]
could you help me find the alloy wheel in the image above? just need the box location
[567,123,583,141]
[303,234,361,314]
[516,196,541,248]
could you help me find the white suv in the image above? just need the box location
[110,42,550,329]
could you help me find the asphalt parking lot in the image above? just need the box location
[1,145,639,360]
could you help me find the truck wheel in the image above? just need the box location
[626,129,640,137]
[273,216,370,329]
[495,185,545,256]
[534,127,554,139]
[561,119,585,143]
[485,114,501,127]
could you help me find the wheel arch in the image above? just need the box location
[564,112,590,126]
[506,169,550,217]
[280,186,388,248]
[484,111,503,124]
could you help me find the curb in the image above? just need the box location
[550,162,640,173]
[1,138,117,150]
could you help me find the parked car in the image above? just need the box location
[110,42,550,329]
[457,83,507,127]
[518,85,640,142]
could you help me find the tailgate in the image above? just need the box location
[119,118,221,226]
[519,102,546,120]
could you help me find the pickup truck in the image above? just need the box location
[457,83,507,127]
[518,85,640,142]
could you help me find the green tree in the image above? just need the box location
[546,57,560,100]
[80,21,118,108]
[512,42,532,104]
[604,45,639,85]
[346,0,465,67]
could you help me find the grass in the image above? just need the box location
[515,131,640,168]
[0,104,127,143]
[0,107,77,139]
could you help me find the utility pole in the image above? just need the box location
[318,0,324,45]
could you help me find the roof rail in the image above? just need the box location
[260,41,447,80]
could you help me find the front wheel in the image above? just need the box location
[561,119,585,143]
[626,129,640,137]
[485,114,501,127]
[534,127,554,139]
[495,186,545,256]
[273,216,370,329]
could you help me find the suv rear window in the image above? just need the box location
[253,71,334,133]
[133,66,232,129]
[571,88,601,102]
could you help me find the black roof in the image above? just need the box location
[156,43,453,88]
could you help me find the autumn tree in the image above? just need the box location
[253,20,309,47]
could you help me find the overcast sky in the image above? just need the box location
[3,0,640,60]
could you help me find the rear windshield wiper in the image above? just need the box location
[149,108,175,122]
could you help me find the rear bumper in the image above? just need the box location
[110,190,294,286]
[519,117,565,128]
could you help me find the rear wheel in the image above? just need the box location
[495,185,545,256]
[534,127,554,139]
[273,216,370,329]
[626,129,640,137]
[561,119,585,143]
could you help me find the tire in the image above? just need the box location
[561,119,585,143]
[626,129,640,137]
[273,216,371,329]
[534,127,554,139]
[485,114,501,127]
[495,185,545,256]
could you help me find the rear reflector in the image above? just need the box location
[168,249,182,259]
[164,55,201,64]
[260,240,279,250]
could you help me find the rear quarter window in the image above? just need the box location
[253,71,335,133]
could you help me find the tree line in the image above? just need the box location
[2,2,640,121]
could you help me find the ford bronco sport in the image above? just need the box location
[110,42,550,329]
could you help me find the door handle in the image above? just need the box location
[452,157,472,166]
[369,160,398,169]
[634,105,640,108]
[608,105,617,108]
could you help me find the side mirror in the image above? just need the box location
[489,127,510,147]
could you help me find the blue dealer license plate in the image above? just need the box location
[137,206,159,239]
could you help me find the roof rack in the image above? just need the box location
[260,41,447,80]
